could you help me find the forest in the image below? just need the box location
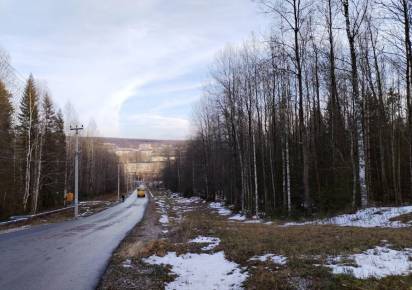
[0,52,125,220]
[163,0,412,216]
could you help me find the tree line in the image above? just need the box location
[163,0,412,216]
[0,53,125,220]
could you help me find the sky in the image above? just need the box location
[0,0,269,139]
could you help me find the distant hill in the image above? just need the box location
[95,137,186,149]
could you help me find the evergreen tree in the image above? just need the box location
[53,109,66,203]
[40,97,66,209]
[16,74,39,211]
[0,79,15,218]
[39,94,56,209]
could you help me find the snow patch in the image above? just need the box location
[122,259,133,268]
[209,202,232,216]
[189,236,221,251]
[250,254,287,265]
[325,246,412,279]
[284,206,412,228]
[228,214,264,224]
[143,251,248,290]
[229,214,246,221]
[159,214,169,224]
[175,196,202,204]
[243,219,262,224]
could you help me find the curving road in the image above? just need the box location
[0,192,148,290]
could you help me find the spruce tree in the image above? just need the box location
[54,109,66,204]
[38,95,66,208]
[16,74,39,211]
[39,94,56,208]
[0,79,15,218]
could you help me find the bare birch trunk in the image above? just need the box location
[343,0,368,208]
[32,125,43,214]
[252,129,258,216]
[285,130,291,214]
[23,92,34,211]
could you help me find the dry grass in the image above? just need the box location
[101,190,412,290]
[390,213,412,224]
[118,240,173,260]
[164,199,412,289]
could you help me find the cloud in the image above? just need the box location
[0,0,269,139]
[124,113,190,140]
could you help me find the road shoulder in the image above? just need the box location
[98,190,166,290]
[0,193,120,235]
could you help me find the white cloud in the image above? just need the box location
[126,113,190,140]
[0,0,269,139]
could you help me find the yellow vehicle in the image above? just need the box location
[64,192,74,206]
[137,186,146,198]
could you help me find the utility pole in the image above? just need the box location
[126,171,129,194]
[70,124,83,218]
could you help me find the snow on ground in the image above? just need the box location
[189,236,221,251]
[243,219,263,224]
[80,209,92,217]
[250,254,288,265]
[156,200,167,211]
[209,202,232,216]
[325,246,412,279]
[226,212,264,224]
[209,202,267,224]
[156,193,204,227]
[156,197,170,225]
[229,214,246,221]
[173,195,202,205]
[122,259,132,268]
[143,251,248,290]
[159,214,169,224]
[284,206,412,228]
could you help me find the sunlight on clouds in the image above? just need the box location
[0,0,268,138]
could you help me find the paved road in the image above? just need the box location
[0,192,148,290]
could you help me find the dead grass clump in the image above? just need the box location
[213,223,412,263]
[177,204,412,289]
[389,213,412,224]
[119,240,171,259]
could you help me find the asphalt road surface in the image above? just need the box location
[0,192,148,290]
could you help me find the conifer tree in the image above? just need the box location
[40,96,66,208]
[0,79,15,218]
[16,74,39,211]
[39,94,56,209]
[53,109,66,202]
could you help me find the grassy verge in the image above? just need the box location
[100,190,412,290]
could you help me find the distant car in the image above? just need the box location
[137,186,146,198]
